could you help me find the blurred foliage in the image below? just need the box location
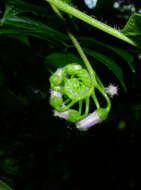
[0,180,13,190]
[121,13,141,46]
[0,0,141,190]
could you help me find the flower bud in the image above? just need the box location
[50,90,63,108]
[49,68,63,86]
[75,111,100,131]
[75,108,108,131]
[50,90,62,98]
[76,69,91,87]
[64,64,82,75]
[54,109,81,122]
[67,110,81,122]
[54,110,70,120]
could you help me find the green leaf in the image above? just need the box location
[121,13,141,36]
[0,5,68,43]
[0,180,13,190]
[79,36,135,73]
[0,29,21,35]
[14,35,30,46]
[2,0,46,14]
[44,53,84,72]
[121,13,141,47]
[84,48,126,91]
[62,0,72,4]
[106,46,135,73]
[138,53,141,60]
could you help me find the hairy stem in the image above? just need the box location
[84,97,90,115]
[96,87,111,112]
[45,0,136,46]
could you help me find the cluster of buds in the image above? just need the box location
[49,63,118,131]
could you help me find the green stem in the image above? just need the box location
[92,90,100,109]
[63,98,71,105]
[57,100,76,112]
[49,3,65,21]
[67,31,96,83]
[85,97,89,115]
[45,0,136,46]
[79,100,83,114]
[95,74,105,88]
[49,2,97,84]
[48,0,112,116]
[97,87,111,112]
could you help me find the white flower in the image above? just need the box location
[75,111,101,131]
[84,0,97,9]
[54,110,70,120]
[105,84,118,98]
[50,90,62,98]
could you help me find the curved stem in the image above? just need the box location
[48,0,112,116]
[84,97,90,115]
[67,31,96,83]
[95,73,105,88]
[92,90,100,109]
[79,100,83,114]
[49,2,97,85]
[97,86,111,112]
[45,0,136,46]
[57,100,76,112]
[63,98,71,105]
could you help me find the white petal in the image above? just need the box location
[105,84,118,98]
[75,111,100,131]
[54,110,70,120]
[50,90,62,98]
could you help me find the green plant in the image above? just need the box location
[0,0,140,131]
[46,0,140,131]
[0,180,13,190]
